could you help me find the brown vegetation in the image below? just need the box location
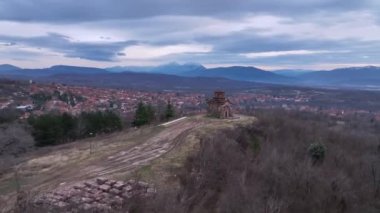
[135,110,380,213]
[5,110,380,212]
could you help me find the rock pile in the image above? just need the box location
[33,178,155,212]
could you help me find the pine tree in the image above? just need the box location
[146,104,155,123]
[133,102,148,127]
[165,101,175,121]
[61,113,77,141]
[104,111,122,132]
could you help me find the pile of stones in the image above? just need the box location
[33,178,155,212]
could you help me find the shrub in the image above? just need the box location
[0,108,21,124]
[308,143,326,164]
[249,135,261,154]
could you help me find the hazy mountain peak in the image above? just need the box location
[157,62,204,68]
[50,65,102,70]
[0,64,21,71]
[161,62,180,66]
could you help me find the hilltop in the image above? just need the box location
[1,109,380,212]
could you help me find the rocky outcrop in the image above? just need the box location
[33,178,155,212]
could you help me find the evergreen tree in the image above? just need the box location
[165,101,175,120]
[29,114,64,146]
[60,113,77,141]
[133,102,148,127]
[146,104,155,123]
[29,111,123,146]
[103,111,123,132]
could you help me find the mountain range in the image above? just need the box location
[272,69,316,77]
[2,63,380,89]
[0,65,107,77]
[298,66,380,87]
[106,62,206,75]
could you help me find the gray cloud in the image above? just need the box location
[0,0,372,22]
[196,33,345,53]
[0,0,379,69]
[1,42,16,46]
[0,33,138,61]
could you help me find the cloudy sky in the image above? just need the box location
[0,0,380,70]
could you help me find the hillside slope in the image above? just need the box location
[0,115,256,212]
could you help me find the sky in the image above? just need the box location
[0,0,380,70]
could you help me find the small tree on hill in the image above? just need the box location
[133,102,148,127]
[60,113,77,141]
[146,104,155,123]
[28,114,65,146]
[103,111,123,132]
[165,101,175,121]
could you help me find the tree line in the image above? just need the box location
[27,101,176,146]
[28,111,122,146]
[132,101,175,127]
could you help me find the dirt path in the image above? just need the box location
[70,118,200,179]
[0,117,201,199]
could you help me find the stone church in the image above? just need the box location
[207,91,233,118]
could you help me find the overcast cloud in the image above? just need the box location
[0,0,379,69]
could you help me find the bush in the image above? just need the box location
[308,143,326,164]
[0,108,21,124]
[30,92,51,108]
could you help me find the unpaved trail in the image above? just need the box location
[0,117,203,201]
[71,118,200,179]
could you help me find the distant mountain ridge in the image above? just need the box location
[0,65,107,77]
[106,62,206,75]
[299,66,380,86]
[183,66,291,83]
[272,69,316,77]
[2,63,380,88]
[40,72,265,91]
[0,64,21,71]
[108,63,291,84]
